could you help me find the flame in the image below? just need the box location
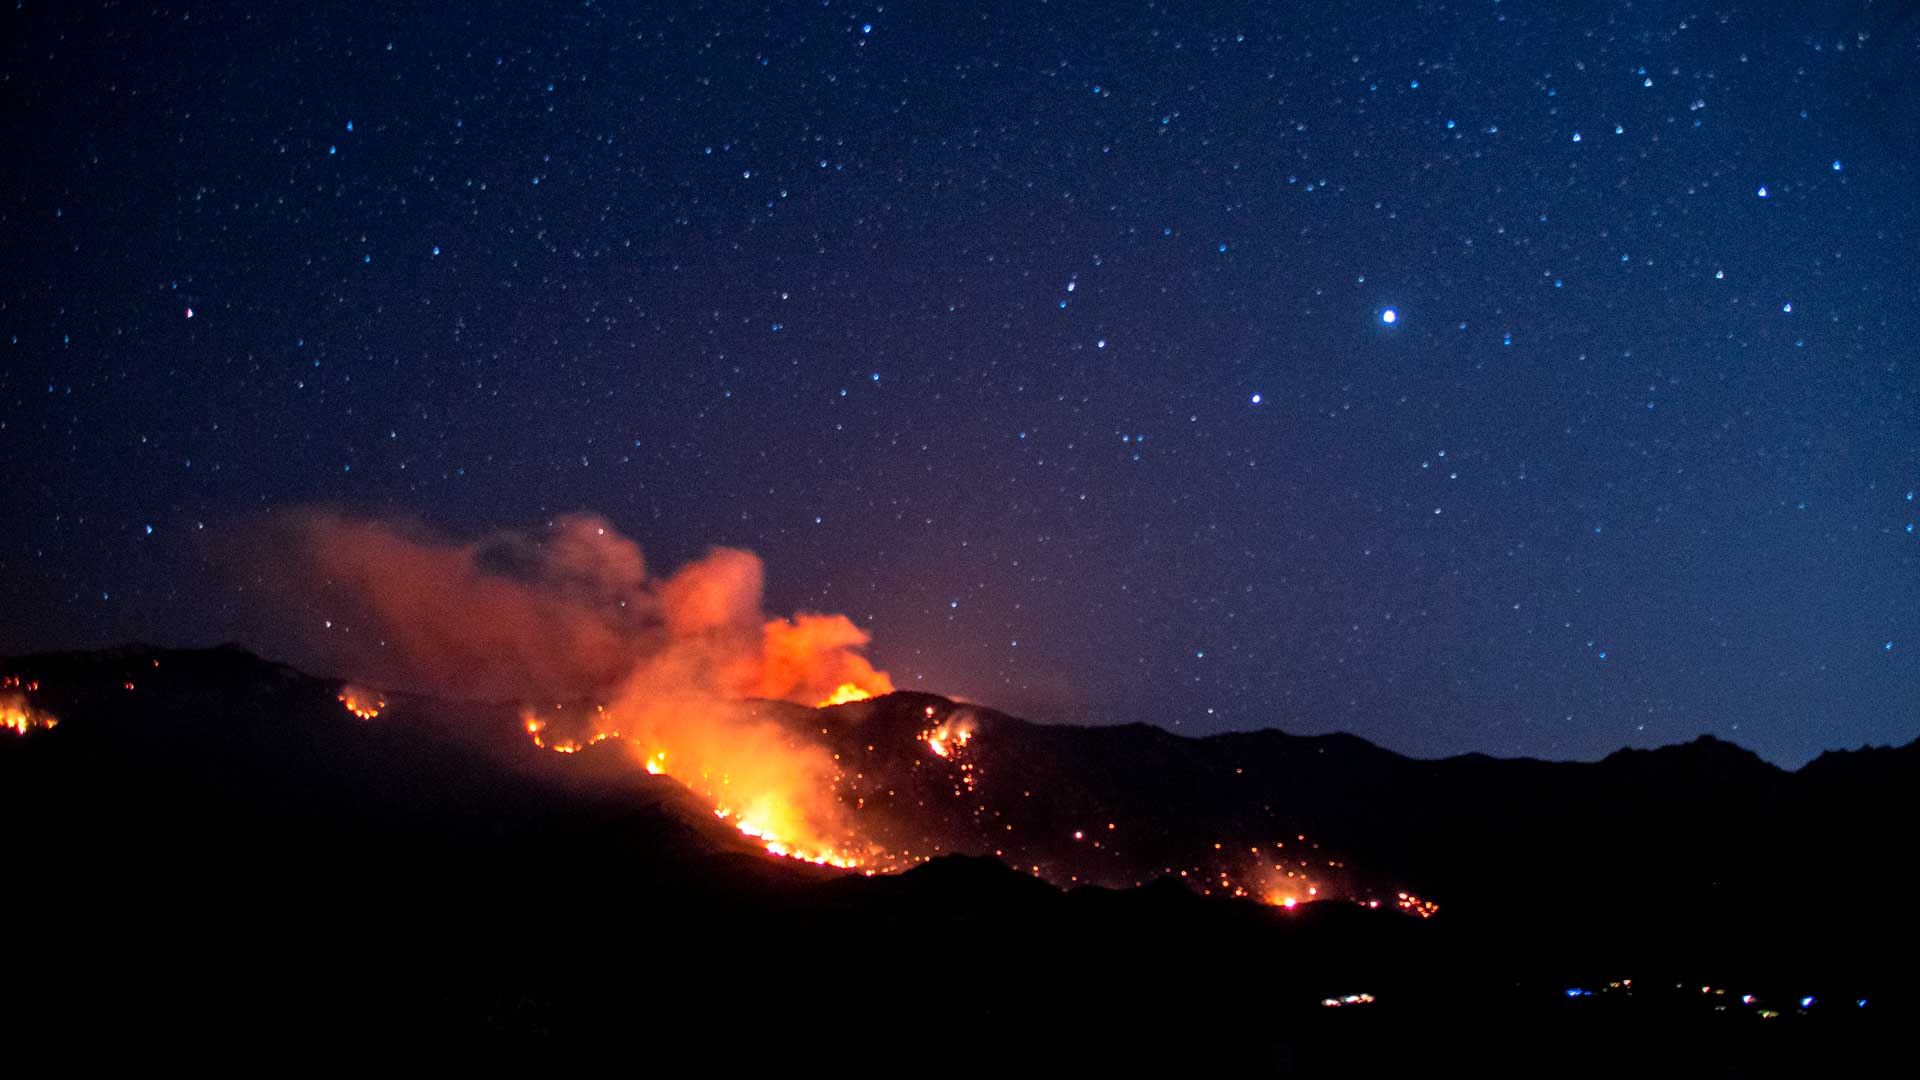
[917,708,980,796]
[817,682,873,707]
[920,706,975,760]
[2,693,57,736]
[518,702,871,868]
[2,677,55,736]
[1395,890,1440,918]
[513,693,1438,907]
[337,686,386,720]
[260,512,899,868]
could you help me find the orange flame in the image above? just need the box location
[254,513,1444,904]
[263,512,898,870]
[817,682,874,707]
[920,708,975,760]
[337,686,386,720]
[1395,891,1440,918]
[517,701,874,869]
[2,693,57,736]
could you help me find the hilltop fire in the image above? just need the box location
[1396,891,1441,918]
[3,694,57,736]
[921,706,975,759]
[512,690,1440,915]
[337,686,386,720]
[250,511,1437,914]
[261,511,900,865]
[3,675,56,735]
[818,682,874,707]
[512,643,895,869]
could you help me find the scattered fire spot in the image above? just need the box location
[511,695,1439,914]
[1396,891,1440,918]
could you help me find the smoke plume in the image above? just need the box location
[249,509,894,861]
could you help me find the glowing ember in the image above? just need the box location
[337,686,386,720]
[1395,890,1440,918]
[817,682,874,707]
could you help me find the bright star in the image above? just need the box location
[1381,309,1397,324]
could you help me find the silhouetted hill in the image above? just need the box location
[1,645,1907,1073]
[785,693,1914,975]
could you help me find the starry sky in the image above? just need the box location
[4,2,1916,767]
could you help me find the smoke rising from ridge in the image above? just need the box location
[257,509,889,707]
[248,509,895,860]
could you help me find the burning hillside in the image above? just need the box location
[500,682,1428,912]
[256,511,897,866]
[747,691,1426,909]
[3,674,56,735]
[5,644,1905,1072]
[245,511,1432,909]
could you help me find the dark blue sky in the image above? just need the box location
[4,2,1915,766]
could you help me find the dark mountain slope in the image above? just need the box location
[2,646,1907,1072]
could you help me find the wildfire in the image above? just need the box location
[512,688,1439,915]
[3,694,57,736]
[916,706,982,800]
[817,682,874,707]
[521,709,626,755]
[518,704,869,869]
[337,686,386,720]
[920,706,975,760]
[1395,891,1440,918]
[2,677,56,736]
[713,805,862,869]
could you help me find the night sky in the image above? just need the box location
[5,2,1916,767]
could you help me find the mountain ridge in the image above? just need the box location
[3,643,1908,1069]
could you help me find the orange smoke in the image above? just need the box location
[254,510,893,863]
[752,614,893,706]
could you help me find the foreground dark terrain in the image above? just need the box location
[3,645,1906,1073]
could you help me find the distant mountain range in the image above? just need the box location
[3,644,1907,1072]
